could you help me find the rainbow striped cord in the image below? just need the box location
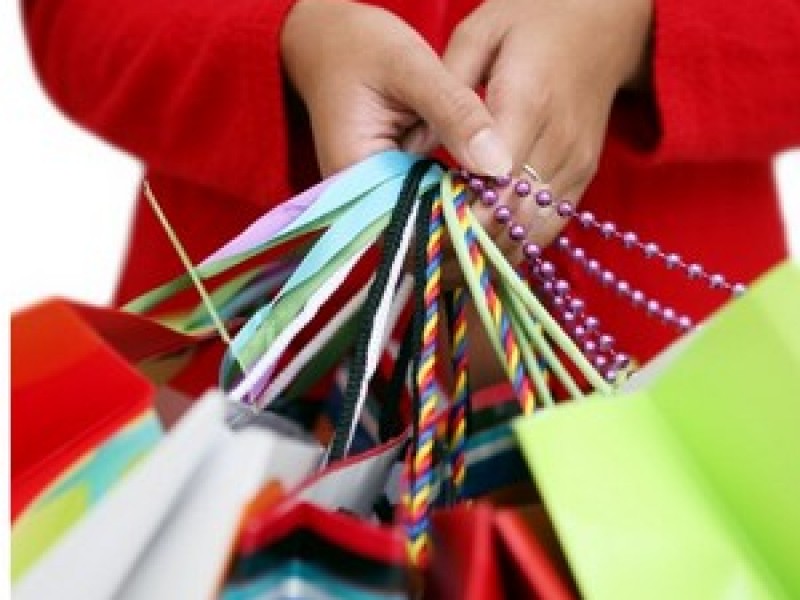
[447,287,469,500]
[406,195,445,566]
[452,187,537,415]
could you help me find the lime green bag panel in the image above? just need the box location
[514,261,800,599]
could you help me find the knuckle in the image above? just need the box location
[451,17,484,49]
[392,50,420,85]
[555,118,579,147]
[572,143,599,182]
[485,74,518,109]
[525,84,553,116]
[442,88,486,134]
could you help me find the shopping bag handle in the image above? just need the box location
[328,159,439,462]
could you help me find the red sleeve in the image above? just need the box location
[22,0,299,204]
[622,0,800,162]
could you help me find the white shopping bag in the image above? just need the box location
[14,390,322,600]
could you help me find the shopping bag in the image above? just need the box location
[513,261,800,599]
[10,299,175,580]
[13,389,322,600]
[11,299,323,598]
[11,155,439,597]
[12,389,224,598]
[217,431,413,599]
[224,500,407,599]
[426,502,577,600]
[10,291,232,575]
[114,410,321,600]
[12,301,149,518]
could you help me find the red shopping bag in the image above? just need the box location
[427,502,577,600]
[11,298,200,519]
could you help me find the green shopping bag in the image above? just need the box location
[513,261,800,599]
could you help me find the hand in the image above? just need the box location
[436,0,653,263]
[280,0,513,178]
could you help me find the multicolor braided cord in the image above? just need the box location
[452,185,537,416]
[405,194,444,566]
[446,287,469,501]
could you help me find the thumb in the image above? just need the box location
[391,47,512,177]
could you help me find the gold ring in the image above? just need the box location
[522,164,545,183]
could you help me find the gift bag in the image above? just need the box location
[11,298,323,599]
[514,261,800,599]
[13,385,322,600]
[14,148,789,599]
[10,299,193,581]
[427,502,576,600]
[223,498,407,599]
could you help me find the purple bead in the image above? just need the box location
[556,202,574,218]
[583,340,597,354]
[600,221,616,238]
[601,270,615,286]
[586,259,601,275]
[494,205,512,224]
[493,174,512,188]
[539,261,556,279]
[599,334,615,350]
[631,290,645,307]
[571,247,586,262]
[605,368,618,383]
[665,253,681,269]
[579,211,595,228]
[573,325,587,339]
[523,243,541,260]
[569,297,585,314]
[556,236,570,250]
[554,279,570,295]
[732,282,747,297]
[646,299,661,316]
[687,263,703,279]
[542,280,555,293]
[644,242,660,258]
[622,232,638,248]
[710,273,726,288]
[616,280,631,296]
[513,179,532,198]
[594,355,608,369]
[480,188,499,207]
[468,176,485,193]
[509,223,526,241]
[535,189,553,207]
[562,310,576,323]
[585,316,600,330]
[662,307,676,323]
[678,315,693,331]
[614,353,630,369]
[552,295,565,307]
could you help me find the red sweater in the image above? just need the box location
[22,0,800,391]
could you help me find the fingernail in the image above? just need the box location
[467,129,512,177]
